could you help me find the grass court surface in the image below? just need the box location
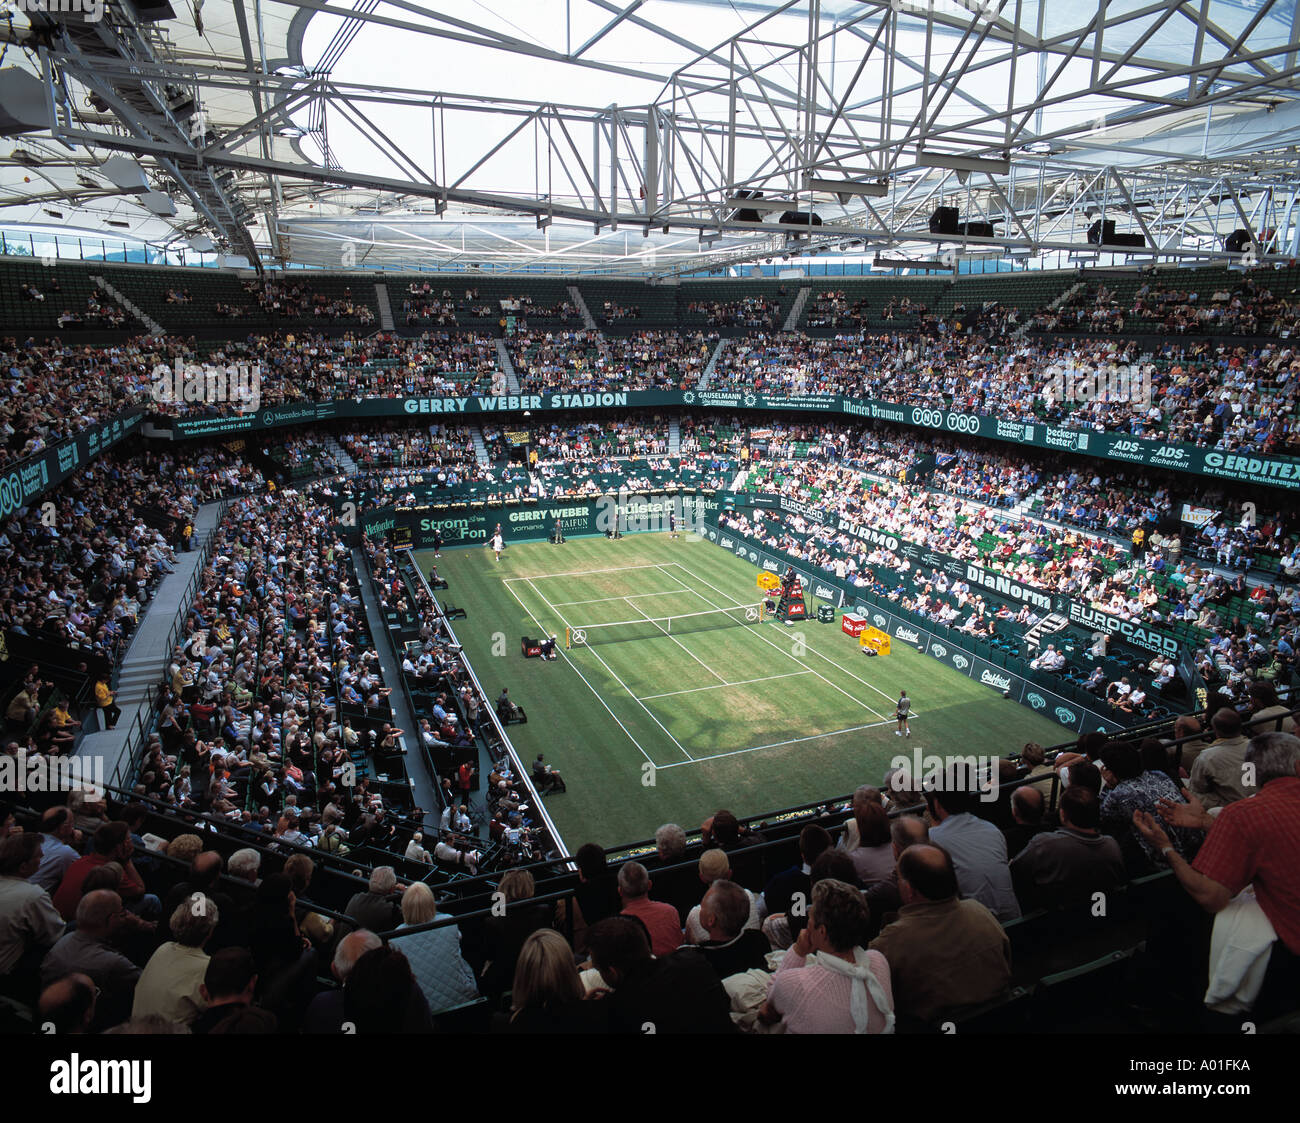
[415,533,1069,848]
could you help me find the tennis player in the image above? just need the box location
[490,527,505,561]
[895,690,911,737]
[668,510,678,539]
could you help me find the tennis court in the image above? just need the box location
[416,534,1072,846]
[501,559,898,770]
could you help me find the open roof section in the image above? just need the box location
[3,1,1300,272]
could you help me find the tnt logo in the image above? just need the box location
[188,108,209,145]
[940,249,958,269]
[1240,242,1259,269]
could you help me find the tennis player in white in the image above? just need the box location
[895,690,911,737]
[491,528,505,561]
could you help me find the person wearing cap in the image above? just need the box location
[538,634,557,660]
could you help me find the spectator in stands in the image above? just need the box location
[760,878,894,1034]
[760,823,833,946]
[227,848,262,887]
[39,889,140,1029]
[479,869,553,1000]
[695,879,773,981]
[53,821,158,922]
[344,866,402,932]
[1247,682,1295,735]
[503,928,608,1033]
[37,973,97,1035]
[132,893,218,1026]
[869,845,1012,1030]
[1001,780,1047,852]
[342,944,431,1034]
[924,765,1021,922]
[585,915,734,1034]
[1135,732,1300,1016]
[0,833,65,1000]
[561,842,619,952]
[304,928,433,1033]
[31,806,81,894]
[1189,708,1257,809]
[1009,787,1126,911]
[617,861,683,957]
[191,948,277,1034]
[1098,742,1202,875]
[837,791,895,887]
[93,674,120,731]
[405,832,433,864]
[863,816,930,940]
[394,882,480,1016]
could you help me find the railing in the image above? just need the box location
[105,684,158,793]
[402,548,567,858]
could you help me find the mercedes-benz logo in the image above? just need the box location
[744,606,759,621]
[571,629,588,645]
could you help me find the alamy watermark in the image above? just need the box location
[0,0,105,21]
[0,753,104,795]
[1043,361,1152,410]
[593,489,709,537]
[151,357,261,412]
[888,748,1002,803]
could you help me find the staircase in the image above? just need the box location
[1010,485,1045,519]
[782,286,811,331]
[326,435,358,475]
[698,338,727,389]
[568,284,598,330]
[668,418,681,456]
[1049,281,1086,311]
[471,426,491,465]
[90,275,163,336]
[495,339,521,393]
[1024,612,1070,653]
[374,282,395,330]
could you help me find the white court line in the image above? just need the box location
[549,589,689,608]
[503,563,666,583]
[500,577,661,769]
[522,576,694,763]
[663,559,907,712]
[624,597,729,685]
[641,670,814,700]
[660,560,894,722]
[655,718,896,770]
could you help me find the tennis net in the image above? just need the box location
[566,601,768,648]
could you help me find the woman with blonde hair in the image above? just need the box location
[480,868,553,1000]
[393,882,479,1015]
[506,929,606,1033]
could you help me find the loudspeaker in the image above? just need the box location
[930,206,959,235]
[1087,219,1115,246]
[778,210,822,227]
[960,221,995,238]
[0,69,52,137]
[1224,229,1252,253]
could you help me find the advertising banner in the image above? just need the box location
[151,393,1300,492]
[0,408,144,520]
[702,520,1126,736]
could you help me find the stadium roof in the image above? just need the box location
[4,0,1300,274]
